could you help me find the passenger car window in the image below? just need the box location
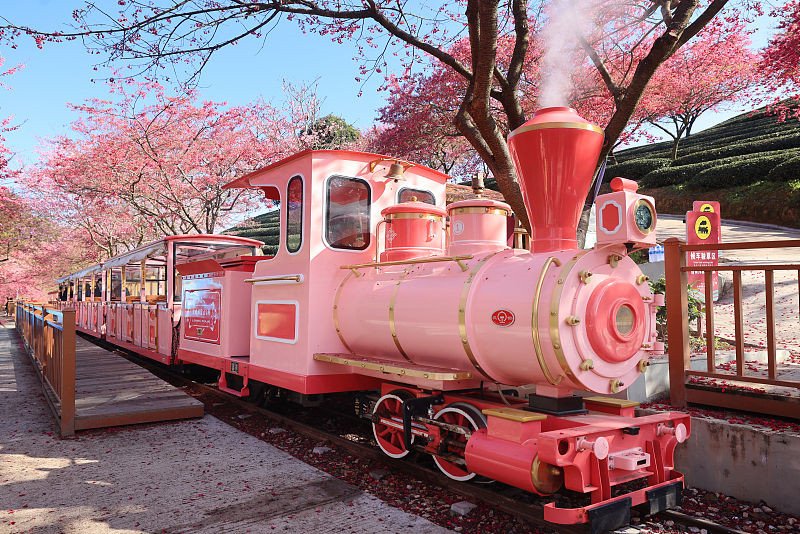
[286,176,303,253]
[398,188,435,205]
[326,176,371,250]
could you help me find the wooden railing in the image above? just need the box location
[15,301,77,436]
[664,238,800,419]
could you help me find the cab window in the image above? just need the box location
[325,175,371,250]
[398,188,435,205]
[286,176,303,253]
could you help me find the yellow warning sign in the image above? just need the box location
[700,203,715,213]
[695,216,712,240]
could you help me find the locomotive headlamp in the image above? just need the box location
[633,199,655,234]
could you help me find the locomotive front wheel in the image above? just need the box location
[372,390,414,459]
[432,402,487,482]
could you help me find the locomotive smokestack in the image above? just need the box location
[507,107,604,252]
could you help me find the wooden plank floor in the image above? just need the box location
[72,336,203,431]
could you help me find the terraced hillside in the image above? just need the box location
[609,107,800,227]
[224,209,280,256]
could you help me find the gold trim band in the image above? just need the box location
[342,255,473,271]
[314,353,473,381]
[549,252,589,385]
[458,252,502,383]
[509,121,604,138]
[389,269,413,362]
[449,207,510,216]
[533,257,563,386]
[385,213,444,221]
[333,272,356,354]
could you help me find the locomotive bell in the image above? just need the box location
[508,107,604,253]
[385,161,407,180]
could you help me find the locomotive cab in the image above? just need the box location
[177,150,453,396]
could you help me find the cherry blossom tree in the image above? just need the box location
[1,0,747,233]
[24,80,316,257]
[761,1,800,118]
[369,28,662,179]
[640,18,759,159]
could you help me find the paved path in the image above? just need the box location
[0,324,450,534]
[657,215,800,263]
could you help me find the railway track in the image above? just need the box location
[94,338,747,534]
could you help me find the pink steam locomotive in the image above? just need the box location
[57,107,689,530]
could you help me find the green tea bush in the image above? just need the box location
[692,151,800,189]
[640,149,800,188]
[606,158,671,180]
[766,156,800,182]
[674,132,800,165]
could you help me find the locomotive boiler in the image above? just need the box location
[335,107,662,397]
[57,107,690,531]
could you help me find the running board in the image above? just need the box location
[313,353,473,381]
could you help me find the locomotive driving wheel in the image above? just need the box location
[432,402,486,481]
[372,390,415,458]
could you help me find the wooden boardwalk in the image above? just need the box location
[71,336,204,431]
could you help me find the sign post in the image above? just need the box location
[686,203,721,301]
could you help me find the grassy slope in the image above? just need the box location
[611,106,800,227]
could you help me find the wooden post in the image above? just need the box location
[664,238,691,407]
[704,270,715,372]
[60,309,76,437]
[765,270,776,380]
[733,271,744,376]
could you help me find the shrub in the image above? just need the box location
[766,156,800,182]
[674,131,800,165]
[692,152,797,189]
[649,276,703,346]
[640,149,800,188]
[640,160,722,188]
[606,158,671,181]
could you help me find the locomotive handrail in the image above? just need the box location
[244,274,304,285]
[341,254,474,273]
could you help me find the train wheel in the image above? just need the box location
[372,390,414,459]
[432,402,486,482]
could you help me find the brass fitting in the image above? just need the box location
[610,379,624,393]
[566,315,581,326]
[580,359,594,371]
[578,270,592,284]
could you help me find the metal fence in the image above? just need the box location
[16,301,77,436]
[664,238,800,419]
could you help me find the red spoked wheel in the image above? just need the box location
[432,402,486,481]
[372,390,414,459]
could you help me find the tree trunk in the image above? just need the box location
[671,137,681,160]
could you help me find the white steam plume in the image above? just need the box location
[539,0,594,108]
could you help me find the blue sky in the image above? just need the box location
[0,1,781,169]
[0,0,389,167]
